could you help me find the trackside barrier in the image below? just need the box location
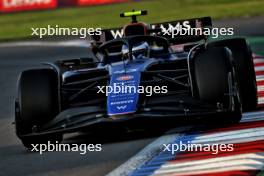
[0,0,130,13]
[60,0,127,6]
[0,0,57,13]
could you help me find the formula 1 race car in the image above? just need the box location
[15,10,257,149]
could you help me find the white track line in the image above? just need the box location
[255,66,264,71]
[256,75,264,80]
[257,86,264,91]
[254,59,264,64]
[258,97,264,103]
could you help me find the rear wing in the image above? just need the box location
[91,17,212,44]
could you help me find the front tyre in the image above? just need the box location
[15,68,62,149]
[194,47,242,124]
[209,38,257,111]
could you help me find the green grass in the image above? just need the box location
[1,0,264,40]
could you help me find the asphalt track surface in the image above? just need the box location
[0,16,264,176]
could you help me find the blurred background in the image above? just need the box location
[0,0,264,41]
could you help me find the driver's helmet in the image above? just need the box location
[122,41,149,58]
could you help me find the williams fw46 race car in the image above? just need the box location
[15,10,257,149]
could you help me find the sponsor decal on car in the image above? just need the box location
[116,75,134,81]
[107,72,140,116]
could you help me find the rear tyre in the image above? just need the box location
[209,38,257,111]
[194,47,242,124]
[15,68,62,149]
